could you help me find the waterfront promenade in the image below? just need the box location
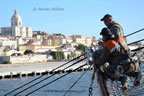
[0,60,89,79]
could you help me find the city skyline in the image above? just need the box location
[0,0,144,43]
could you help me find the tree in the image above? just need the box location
[75,44,88,53]
[37,31,47,35]
[32,34,37,37]
[51,51,65,60]
[67,54,70,59]
[3,61,11,64]
[67,52,77,60]
[51,51,56,60]
[24,49,34,55]
[71,52,76,59]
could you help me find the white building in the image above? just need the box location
[1,9,32,38]
[66,37,73,43]
[0,40,17,49]
[52,34,67,45]
[0,54,47,64]
[70,35,92,46]
[85,37,92,46]
[0,35,9,41]
[57,36,67,45]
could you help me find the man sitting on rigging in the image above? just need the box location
[90,28,142,90]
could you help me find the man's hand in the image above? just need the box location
[98,41,104,46]
[88,57,93,65]
[88,60,93,65]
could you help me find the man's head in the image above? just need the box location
[101,14,113,26]
[100,27,113,41]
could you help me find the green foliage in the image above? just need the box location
[75,44,88,53]
[24,49,34,55]
[37,31,47,35]
[71,52,76,59]
[67,52,76,60]
[67,54,70,59]
[32,34,37,37]
[33,31,47,37]
[3,61,11,64]
[51,51,65,60]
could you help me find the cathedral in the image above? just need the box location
[1,9,32,38]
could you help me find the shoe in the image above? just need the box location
[134,72,143,86]
[121,76,130,91]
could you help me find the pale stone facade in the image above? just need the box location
[3,50,23,56]
[19,45,56,53]
[0,40,17,49]
[1,9,32,38]
[42,38,52,46]
[57,37,67,45]
[33,35,41,41]
[52,34,66,46]
[0,54,47,64]
[70,35,92,46]
[85,37,92,46]
[0,35,9,41]
[1,27,11,36]
[73,36,86,45]
[66,37,73,43]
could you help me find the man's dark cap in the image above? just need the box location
[100,28,112,36]
[101,14,112,21]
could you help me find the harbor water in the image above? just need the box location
[0,71,99,96]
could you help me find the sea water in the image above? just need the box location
[0,71,99,96]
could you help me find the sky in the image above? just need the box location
[0,0,144,43]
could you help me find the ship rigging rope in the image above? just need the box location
[128,39,144,46]
[91,38,144,96]
[4,28,144,96]
[12,57,87,96]
[4,52,87,96]
[124,28,144,38]
[24,63,88,96]
[105,74,144,96]
[63,71,87,96]
[10,40,144,96]
[99,61,144,95]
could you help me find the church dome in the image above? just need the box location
[11,9,22,27]
[11,9,22,21]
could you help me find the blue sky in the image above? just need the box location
[0,0,144,43]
